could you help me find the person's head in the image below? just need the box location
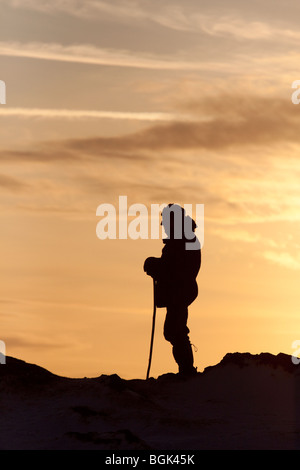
[161,204,197,240]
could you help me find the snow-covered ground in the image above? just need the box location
[1,352,300,450]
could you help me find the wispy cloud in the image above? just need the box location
[0,38,297,85]
[1,93,300,158]
[1,92,300,234]
[0,173,29,192]
[1,40,288,76]
[2,93,296,153]
[211,227,262,244]
[0,106,192,122]
[4,0,300,42]
[50,93,300,153]
[263,250,300,270]
[0,41,227,71]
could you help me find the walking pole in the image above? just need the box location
[146,278,157,379]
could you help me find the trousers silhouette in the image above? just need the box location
[163,303,194,374]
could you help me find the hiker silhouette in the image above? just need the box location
[144,204,201,377]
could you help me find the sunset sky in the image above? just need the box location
[1,0,300,379]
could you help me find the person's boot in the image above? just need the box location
[178,365,198,378]
[173,337,197,378]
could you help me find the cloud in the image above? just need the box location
[0,41,227,71]
[0,173,29,192]
[211,227,262,243]
[263,250,300,270]
[61,93,299,153]
[0,147,83,163]
[0,106,190,122]
[198,16,300,43]
[1,92,300,234]
[1,92,299,161]
[4,0,300,43]
[146,94,300,151]
[0,38,297,79]
[1,334,66,350]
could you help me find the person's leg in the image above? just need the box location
[172,335,194,375]
[164,305,196,375]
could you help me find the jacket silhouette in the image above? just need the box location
[144,204,201,377]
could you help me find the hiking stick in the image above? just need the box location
[146,278,157,379]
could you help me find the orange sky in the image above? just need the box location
[1,0,300,379]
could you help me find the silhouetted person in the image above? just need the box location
[144,204,201,377]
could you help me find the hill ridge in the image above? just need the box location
[1,350,298,382]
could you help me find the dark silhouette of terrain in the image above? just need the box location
[1,352,300,450]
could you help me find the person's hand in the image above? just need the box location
[143,257,157,277]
